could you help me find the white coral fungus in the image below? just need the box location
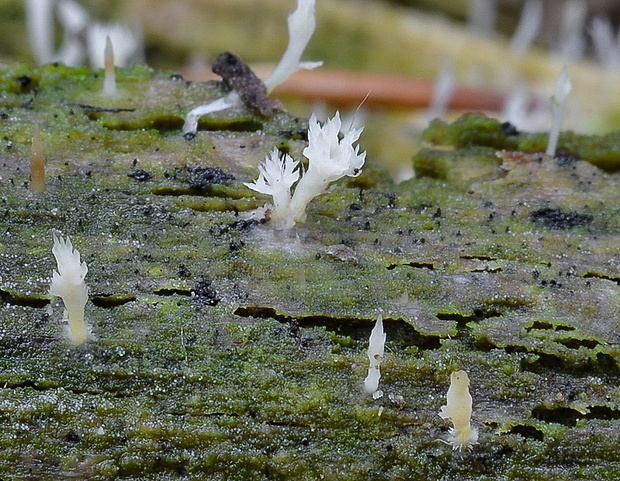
[438,370,478,451]
[49,231,89,346]
[244,111,366,229]
[244,148,300,229]
[363,316,386,398]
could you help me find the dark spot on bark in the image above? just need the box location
[530,207,593,229]
[230,218,260,231]
[554,150,579,167]
[63,430,81,444]
[500,121,519,136]
[188,167,234,189]
[17,75,31,88]
[192,279,219,306]
[128,169,153,182]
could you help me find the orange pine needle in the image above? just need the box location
[30,123,45,194]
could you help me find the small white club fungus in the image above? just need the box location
[438,370,478,451]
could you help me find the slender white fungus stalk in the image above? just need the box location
[102,35,117,96]
[554,0,587,60]
[510,0,543,55]
[364,316,386,398]
[30,123,45,194]
[55,0,90,66]
[501,82,548,132]
[590,17,620,72]
[467,0,498,36]
[264,0,323,92]
[49,231,89,346]
[245,111,365,229]
[438,370,478,451]
[426,59,456,123]
[546,66,572,157]
[87,21,145,68]
[25,0,56,65]
[182,93,240,135]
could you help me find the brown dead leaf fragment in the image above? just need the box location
[212,51,282,116]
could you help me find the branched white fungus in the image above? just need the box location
[363,316,386,398]
[244,111,366,229]
[554,0,587,60]
[49,231,90,346]
[242,148,300,229]
[546,65,572,157]
[438,370,478,451]
[25,0,56,65]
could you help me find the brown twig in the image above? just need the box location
[182,66,507,112]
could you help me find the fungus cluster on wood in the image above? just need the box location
[244,111,366,229]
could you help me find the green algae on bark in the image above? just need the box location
[1,65,620,479]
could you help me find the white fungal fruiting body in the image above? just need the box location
[264,0,323,92]
[103,35,117,96]
[182,93,240,135]
[49,231,89,346]
[546,65,572,157]
[290,112,366,223]
[439,370,478,451]
[244,111,366,229]
[363,316,386,396]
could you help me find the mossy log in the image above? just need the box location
[0,64,620,480]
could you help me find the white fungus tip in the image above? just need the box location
[363,316,386,395]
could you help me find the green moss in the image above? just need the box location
[423,113,620,172]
